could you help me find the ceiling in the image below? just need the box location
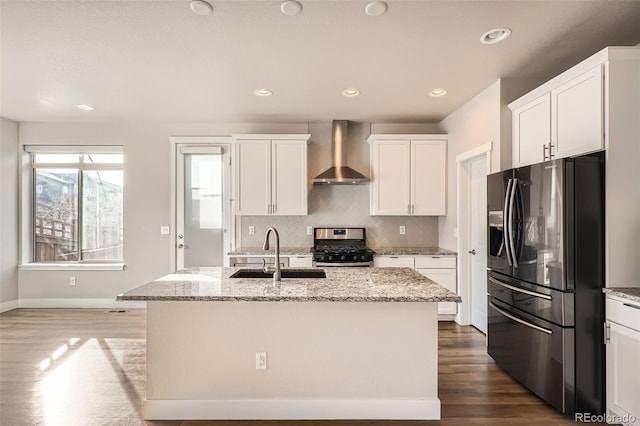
[1,0,639,123]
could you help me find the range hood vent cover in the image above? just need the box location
[312,121,370,185]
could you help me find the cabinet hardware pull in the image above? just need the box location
[623,303,640,310]
[408,204,411,214]
[543,144,549,160]
[548,142,555,159]
[268,204,271,214]
[273,204,277,214]
[412,204,415,214]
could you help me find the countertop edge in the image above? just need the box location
[229,247,457,256]
[603,287,640,304]
[117,295,462,303]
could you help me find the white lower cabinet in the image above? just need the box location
[374,255,458,316]
[415,256,457,316]
[606,296,640,426]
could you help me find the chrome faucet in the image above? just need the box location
[262,227,281,282]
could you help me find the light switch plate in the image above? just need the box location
[249,226,255,235]
[307,226,313,235]
[160,226,170,235]
[400,225,406,235]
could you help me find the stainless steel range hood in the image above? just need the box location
[312,120,370,185]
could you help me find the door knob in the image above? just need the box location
[178,244,185,249]
[468,249,476,255]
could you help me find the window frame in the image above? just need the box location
[20,146,125,270]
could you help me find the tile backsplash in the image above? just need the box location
[239,185,438,248]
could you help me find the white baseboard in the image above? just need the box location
[143,399,441,420]
[0,299,19,313]
[18,298,146,309]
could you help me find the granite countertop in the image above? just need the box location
[229,247,456,256]
[229,247,312,256]
[117,267,462,303]
[603,287,640,304]
[371,247,457,256]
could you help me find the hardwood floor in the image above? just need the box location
[0,309,594,425]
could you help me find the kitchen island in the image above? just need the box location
[117,267,461,420]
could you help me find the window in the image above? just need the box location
[30,149,123,263]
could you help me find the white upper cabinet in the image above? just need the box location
[368,135,447,216]
[512,93,551,167]
[552,65,603,159]
[411,140,447,215]
[510,56,608,167]
[233,134,310,216]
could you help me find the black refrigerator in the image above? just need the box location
[486,151,605,415]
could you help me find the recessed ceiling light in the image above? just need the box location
[480,28,511,45]
[77,104,95,111]
[342,88,360,97]
[429,89,447,97]
[365,1,388,17]
[280,0,303,16]
[254,89,273,97]
[190,0,213,16]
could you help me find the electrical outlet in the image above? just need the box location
[306,226,313,235]
[249,226,255,235]
[160,226,170,235]
[256,352,267,369]
[69,276,76,286]
[400,225,406,235]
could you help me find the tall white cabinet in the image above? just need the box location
[509,46,640,288]
[368,135,447,216]
[233,134,310,216]
[605,295,640,426]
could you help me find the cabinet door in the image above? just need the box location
[416,268,457,315]
[411,140,446,215]
[552,65,603,159]
[513,93,551,167]
[271,140,308,215]
[606,321,640,425]
[235,140,271,215]
[371,141,411,215]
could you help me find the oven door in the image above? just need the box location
[488,297,574,414]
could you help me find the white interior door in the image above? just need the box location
[469,156,488,333]
[177,145,231,269]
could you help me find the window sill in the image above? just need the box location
[19,263,126,271]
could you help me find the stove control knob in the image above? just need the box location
[341,255,347,261]
[354,255,361,261]
[328,255,333,261]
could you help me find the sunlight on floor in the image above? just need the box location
[38,337,145,425]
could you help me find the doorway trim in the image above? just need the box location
[170,136,234,272]
[455,141,492,326]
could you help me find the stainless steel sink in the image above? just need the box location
[230,269,326,279]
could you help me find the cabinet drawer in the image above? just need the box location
[373,256,415,268]
[289,256,313,268]
[607,297,640,332]
[414,256,456,269]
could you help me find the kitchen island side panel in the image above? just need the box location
[145,301,438,418]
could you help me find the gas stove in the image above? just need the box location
[312,227,375,267]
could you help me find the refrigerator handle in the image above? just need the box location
[503,178,513,266]
[508,178,519,268]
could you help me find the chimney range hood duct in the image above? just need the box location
[312,120,370,185]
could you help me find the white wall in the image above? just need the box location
[436,79,537,251]
[0,118,19,312]
[16,121,442,304]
